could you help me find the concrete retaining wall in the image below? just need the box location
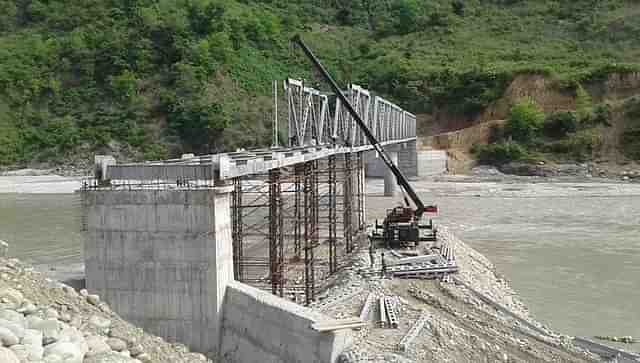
[83,188,233,356]
[365,141,417,178]
[418,150,448,176]
[220,281,352,363]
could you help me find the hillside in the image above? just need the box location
[1,0,640,168]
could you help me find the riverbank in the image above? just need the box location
[314,227,606,363]
[0,245,212,363]
[0,229,610,363]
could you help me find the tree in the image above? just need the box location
[506,97,544,143]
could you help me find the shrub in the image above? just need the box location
[543,111,577,138]
[575,84,594,122]
[592,103,612,126]
[506,97,544,143]
[545,129,602,161]
[471,142,526,165]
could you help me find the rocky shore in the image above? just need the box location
[0,242,212,363]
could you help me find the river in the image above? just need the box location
[0,175,638,351]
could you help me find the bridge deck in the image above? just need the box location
[104,138,415,181]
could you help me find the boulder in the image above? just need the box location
[0,318,25,340]
[87,295,101,306]
[106,337,127,352]
[44,341,84,363]
[0,288,24,307]
[30,319,60,344]
[17,301,38,315]
[0,346,19,363]
[0,326,19,346]
[0,309,25,325]
[88,315,111,334]
[22,328,43,346]
[86,335,111,357]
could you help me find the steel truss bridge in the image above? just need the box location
[92,79,417,306]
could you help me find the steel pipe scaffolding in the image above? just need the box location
[229,154,365,305]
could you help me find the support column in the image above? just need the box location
[83,182,234,357]
[268,169,284,297]
[303,161,316,305]
[384,151,399,197]
[357,152,366,231]
[232,178,243,281]
[328,155,337,274]
[343,153,353,254]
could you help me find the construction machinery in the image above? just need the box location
[291,35,438,248]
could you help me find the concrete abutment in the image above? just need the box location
[83,172,353,362]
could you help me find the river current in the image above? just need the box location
[0,175,638,351]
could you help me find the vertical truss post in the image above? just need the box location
[357,152,366,231]
[344,153,353,254]
[304,161,316,305]
[269,169,284,296]
[328,155,337,274]
[294,165,303,258]
[232,177,243,281]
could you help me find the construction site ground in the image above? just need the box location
[310,226,603,363]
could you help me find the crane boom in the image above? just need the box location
[290,34,427,219]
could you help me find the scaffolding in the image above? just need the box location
[230,152,365,305]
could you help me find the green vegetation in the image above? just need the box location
[471,142,526,165]
[1,0,640,166]
[474,98,607,165]
[506,98,545,143]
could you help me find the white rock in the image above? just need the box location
[44,341,84,363]
[86,335,111,357]
[79,289,88,297]
[0,346,19,363]
[106,338,127,352]
[18,341,44,360]
[88,316,111,333]
[87,295,100,306]
[0,326,19,346]
[45,308,60,320]
[0,309,25,326]
[43,353,63,362]
[0,318,25,340]
[26,315,43,328]
[128,343,143,357]
[84,351,139,363]
[17,302,37,315]
[22,328,42,346]
[30,319,60,344]
[9,344,30,360]
[59,313,72,323]
[0,288,23,307]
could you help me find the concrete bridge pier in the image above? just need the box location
[82,180,234,357]
[384,151,399,197]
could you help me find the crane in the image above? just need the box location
[291,35,437,248]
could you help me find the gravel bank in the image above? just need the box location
[312,228,602,363]
[0,245,212,363]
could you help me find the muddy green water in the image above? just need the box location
[0,178,638,351]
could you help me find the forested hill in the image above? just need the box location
[1,0,639,167]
